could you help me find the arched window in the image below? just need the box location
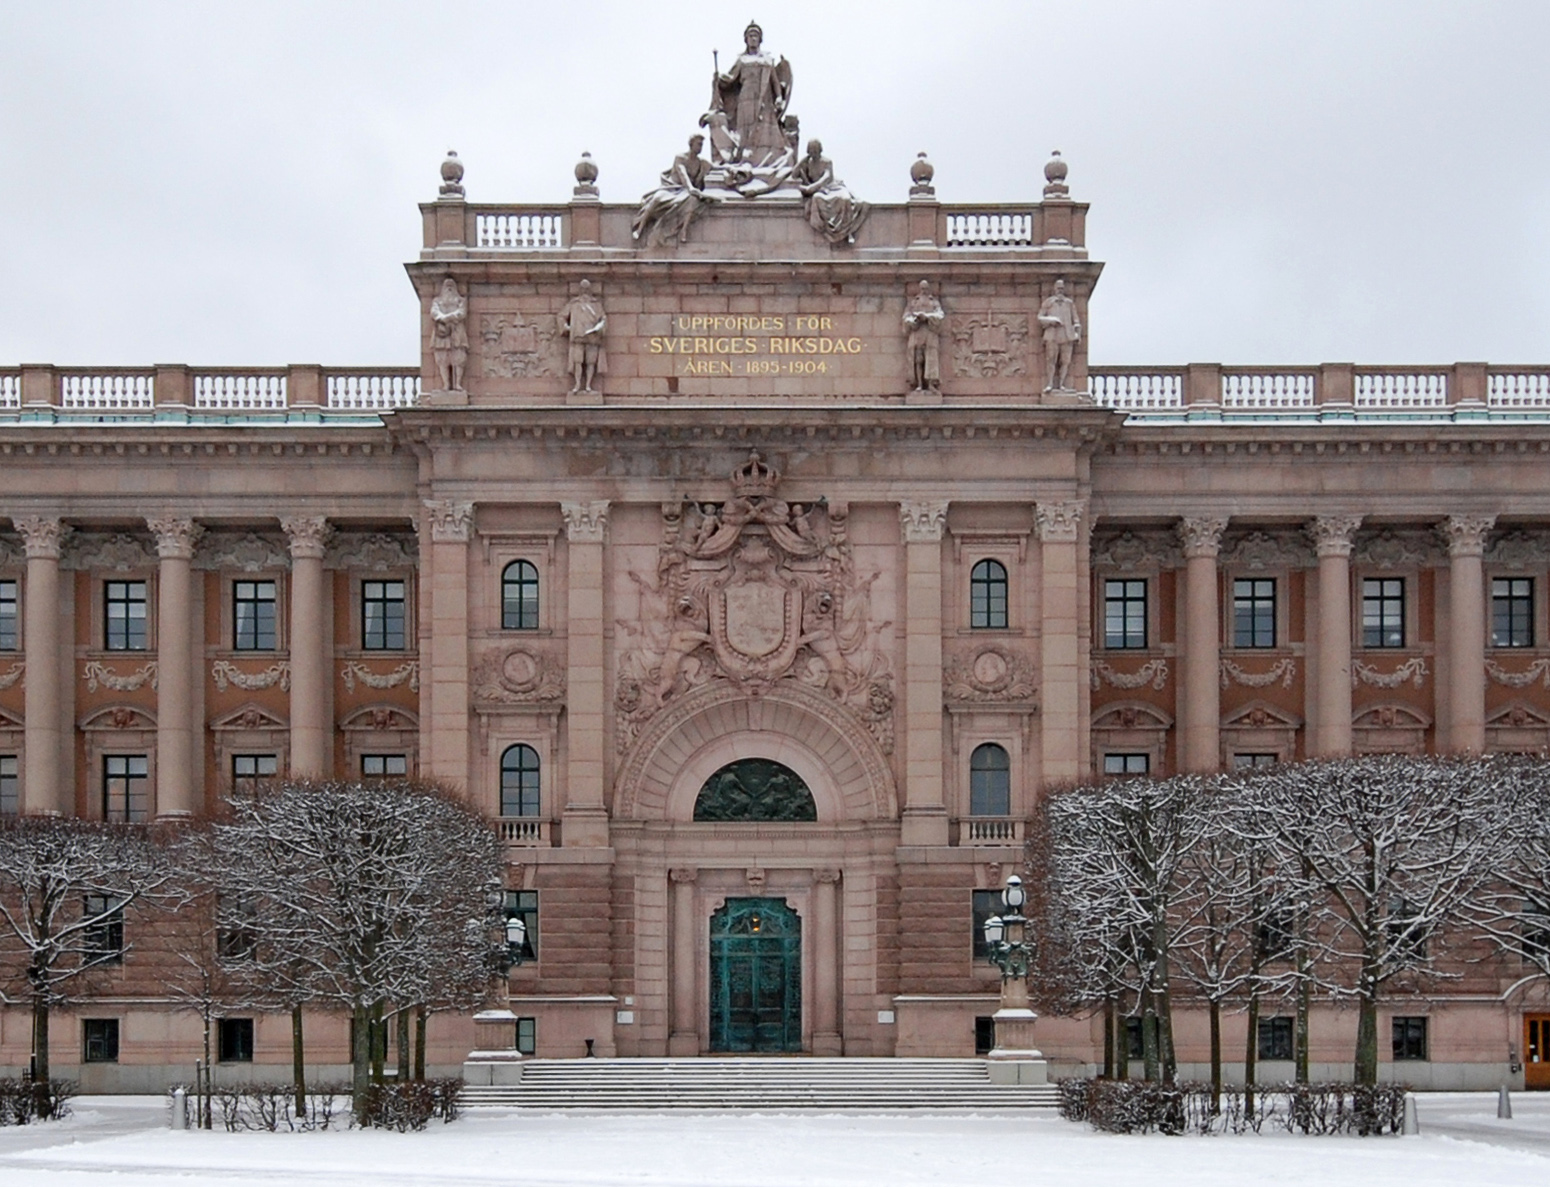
[970,559,1008,629]
[500,744,541,817]
[969,743,1011,816]
[502,561,539,631]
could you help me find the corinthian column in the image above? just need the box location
[281,516,331,779]
[900,500,949,846]
[148,517,202,817]
[423,500,474,788]
[1443,514,1495,754]
[668,867,699,1056]
[1178,517,1228,772]
[561,501,609,847]
[1037,501,1085,782]
[15,517,67,815]
[1307,515,1362,757]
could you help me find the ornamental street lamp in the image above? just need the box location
[981,874,1048,1084]
[471,892,528,1066]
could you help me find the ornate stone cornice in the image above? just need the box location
[1487,530,1550,568]
[1221,530,1315,571]
[1090,529,1181,571]
[193,532,291,573]
[1035,500,1085,543]
[561,501,609,543]
[280,515,333,560]
[1353,527,1438,569]
[147,517,203,561]
[325,531,418,571]
[1177,516,1229,559]
[14,516,68,560]
[61,532,153,572]
[423,500,475,543]
[1307,514,1363,559]
[1441,513,1497,559]
[899,500,949,543]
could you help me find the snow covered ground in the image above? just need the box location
[0,1093,1546,1186]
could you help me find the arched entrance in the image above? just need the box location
[709,897,802,1052]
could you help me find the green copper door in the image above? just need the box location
[709,897,802,1052]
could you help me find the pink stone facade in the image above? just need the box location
[2,160,1549,1092]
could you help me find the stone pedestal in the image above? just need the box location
[463,1008,525,1085]
[987,1008,1048,1083]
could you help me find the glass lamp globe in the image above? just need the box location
[506,916,527,950]
[1003,875,1027,912]
[983,915,1005,947]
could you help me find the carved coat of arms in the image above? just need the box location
[616,452,893,753]
[479,314,558,378]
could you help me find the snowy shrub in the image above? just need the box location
[1064,1078,1409,1136]
[352,1077,463,1131]
[200,1083,346,1132]
[0,1078,73,1125]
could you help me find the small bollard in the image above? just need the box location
[1498,1084,1513,1119]
[1402,1093,1420,1136]
[171,1086,188,1130]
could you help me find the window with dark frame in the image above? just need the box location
[1492,577,1534,648]
[505,889,538,962]
[969,560,1009,630]
[1387,897,1428,959]
[104,580,148,651]
[361,754,408,780]
[83,1018,120,1063]
[102,754,149,822]
[83,894,125,965]
[1361,577,1405,648]
[968,743,1011,816]
[1257,1016,1294,1061]
[217,892,258,963]
[516,1016,536,1056]
[218,1017,255,1063]
[231,753,278,796]
[0,755,17,815]
[971,889,1002,960]
[500,744,541,817]
[1103,753,1149,777]
[1233,753,1279,770]
[1392,1016,1428,1061]
[1256,908,1295,962]
[0,579,16,650]
[1232,578,1277,648]
[502,561,540,631]
[1103,578,1147,650]
[974,1016,995,1056]
[361,580,407,650]
[1124,1017,1150,1060]
[232,580,278,650]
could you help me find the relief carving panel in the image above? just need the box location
[950,314,1030,378]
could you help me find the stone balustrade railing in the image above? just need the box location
[0,365,419,413]
[499,818,548,845]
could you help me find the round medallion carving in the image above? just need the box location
[500,649,541,693]
[972,649,1010,691]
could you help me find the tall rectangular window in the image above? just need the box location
[1103,579,1147,649]
[1493,578,1534,648]
[104,581,148,651]
[0,579,17,650]
[1361,578,1405,648]
[232,580,278,651]
[1232,578,1276,648]
[218,1018,255,1063]
[1103,753,1149,777]
[1392,1016,1428,1061]
[231,754,278,796]
[361,754,408,780]
[83,1019,120,1063]
[516,1016,537,1056]
[971,889,1002,960]
[505,889,538,962]
[0,755,16,815]
[102,754,149,822]
[362,580,407,650]
[83,894,125,965]
[1257,1016,1294,1061]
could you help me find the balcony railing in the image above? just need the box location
[194,371,287,410]
[499,818,548,845]
[0,371,19,408]
[962,817,1023,843]
[326,370,420,409]
[1090,367,1186,410]
[59,370,155,410]
[475,211,565,249]
[944,211,1035,247]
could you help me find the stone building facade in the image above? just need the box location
[3,35,1550,1091]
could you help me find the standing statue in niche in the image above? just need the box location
[711,21,793,169]
[560,279,608,395]
[430,278,469,392]
[902,280,945,393]
[1038,278,1082,392]
[792,139,870,245]
[633,133,719,248]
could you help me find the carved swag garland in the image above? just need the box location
[615,452,894,754]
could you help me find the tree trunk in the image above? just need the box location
[1101,997,1115,1079]
[396,1008,411,1081]
[202,1010,213,1130]
[291,1004,307,1118]
[1115,990,1129,1080]
[350,1003,371,1107]
[414,1006,427,1082]
[1354,963,1380,1086]
[370,1000,386,1084]
[1208,998,1222,1110]
[1295,969,1311,1084]
[30,991,51,1118]
[1141,989,1160,1083]
[1244,986,1260,1118]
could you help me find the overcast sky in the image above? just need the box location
[1,2,1546,368]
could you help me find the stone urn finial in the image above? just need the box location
[909,151,936,197]
[439,150,465,198]
[574,151,599,197]
[1043,150,1070,199]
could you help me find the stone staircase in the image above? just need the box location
[461,1057,1060,1110]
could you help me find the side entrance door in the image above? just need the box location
[709,897,802,1053]
[1527,1015,1550,1089]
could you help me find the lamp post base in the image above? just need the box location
[987,1007,1048,1083]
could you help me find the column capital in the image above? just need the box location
[14,516,69,560]
[1177,515,1229,559]
[423,499,475,543]
[669,866,698,884]
[899,499,949,543]
[813,867,842,885]
[1035,500,1085,543]
[147,516,203,560]
[1441,513,1497,559]
[1306,514,1364,558]
[280,515,333,560]
[561,501,609,543]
